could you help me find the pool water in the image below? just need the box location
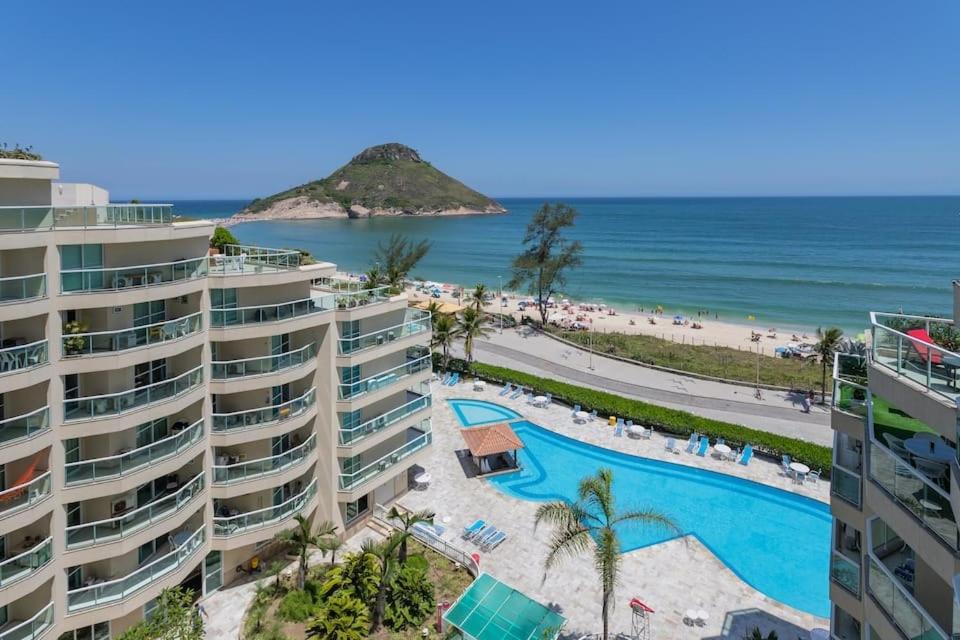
[447,401,830,618]
[451,398,521,426]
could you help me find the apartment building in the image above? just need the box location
[829,295,960,638]
[0,158,433,640]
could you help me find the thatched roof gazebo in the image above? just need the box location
[460,422,524,476]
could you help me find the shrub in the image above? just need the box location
[210,226,238,251]
[277,588,316,622]
[384,564,435,631]
[307,591,370,640]
[319,551,379,603]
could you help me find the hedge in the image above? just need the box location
[439,355,832,475]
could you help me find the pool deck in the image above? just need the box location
[397,381,830,639]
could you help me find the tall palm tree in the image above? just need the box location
[387,506,435,564]
[815,326,844,404]
[360,533,404,632]
[535,468,678,640]
[277,515,337,589]
[470,283,489,313]
[432,313,457,370]
[457,306,491,363]
[424,300,443,330]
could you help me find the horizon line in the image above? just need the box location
[119,193,960,201]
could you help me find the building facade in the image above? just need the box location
[829,297,960,638]
[0,158,433,640]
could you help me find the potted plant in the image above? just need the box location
[63,320,88,356]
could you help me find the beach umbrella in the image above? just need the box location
[673,315,684,322]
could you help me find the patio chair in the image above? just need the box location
[462,521,487,540]
[915,458,948,485]
[905,328,945,370]
[684,434,699,454]
[696,437,709,457]
[544,393,553,405]
[738,445,753,466]
[447,372,460,386]
[572,404,581,416]
[483,531,507,551]
[589,409,598,421]
[614,420,624,437]
[725,447,739,462]
[665,438,680,454]
[781,455,793,477]
[805,468,822,484]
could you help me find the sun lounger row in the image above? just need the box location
[439,372,460,386]
[461,519,507,551]
[673,433,754,465]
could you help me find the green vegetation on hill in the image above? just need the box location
[244,143,503,215]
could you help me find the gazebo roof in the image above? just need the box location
[460,422,525,457]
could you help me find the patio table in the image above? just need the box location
[533,395,547,407]
[789,462,810,483]
[904,436,954,463]
[713,443,731,457]
[574,410,589,422]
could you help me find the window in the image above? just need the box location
[135,359,167,388]
[133,301,166,327]
[339,410,362,431]
[61,622,109,640]
[210,288,238,309]
[135,418,168,448]
[67,566,83,590]
[345,494,369,522]
[204,550,223,594]
[64,438,80,464]
[340,320,360,339]
[271,384,290,406]
[66,502,81,527]
[61,244,103,291]
[64,374,79,400]
[270,333,290,355]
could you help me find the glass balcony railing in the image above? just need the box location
[0,537,52,589]
[211,388,316,433]
[211,343,316,380]
[62,313,203,356]
[0,406,49,448]
[210,295,334,328]
[64,419,204,486]
[213,433,317,485]
[0,340,48,375]
[831,465,862,508]
[0,603,54,640]
[208,244,301,274]
[67,525,205,612]
[313,278,392,309]
[832,378,868,421]
[61,257,207,294]
[0,204,173,232]
[338,394,432,446]
[338,429,432,491]
[0,472,51,518]
[338,355,432,400]
[0,274,45,303]
[338,311,431,355]
[830,550,860,597]
[65,473,204,549]
[213,478,318,537]
[867,554,947,640]
[64,366,203,421]
[871,312,960,402]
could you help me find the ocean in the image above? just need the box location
[171,197,960,332]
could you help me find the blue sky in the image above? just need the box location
[3,0,958,198]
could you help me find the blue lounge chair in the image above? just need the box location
[499,383,513,397]
[614,421,624,437]
[482,531,507,550]
[510,386,524,400]
[441,372,451,384]
[474,527,499,546]
[684,434,698,453]
[467,524,493,542]
[739,445,753,466]
[696,436,710,457]
[461,519,485,539]
[447,372,459,386]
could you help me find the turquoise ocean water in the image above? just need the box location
[172,196,960,331]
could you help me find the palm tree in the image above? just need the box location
[320,536,343,566]
[277,515,337,589]
[457,306,491,363]
[432,313,457,370]
[363,266,383,290]
[360,533,404,632]
[815,326,844,404]
[424,300,443,330]
[470,283,489,312]
[387,506,435,564]
[535,468,678,640]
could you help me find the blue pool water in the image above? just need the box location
[447,401,830,617]
[451,398,522,426]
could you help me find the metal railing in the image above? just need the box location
[338,355,432,400]
[870,311,960,402]
[213,478,318,537]
[0,472,51,518]
[64,366,203,421]
[338,429,432,491]
[208,244,301,274]
[0,407,49,448]
[64,419,204,486]
[0,602,54,640]
[314,278,392,308]
[62,313,203,356]
[867,552,947,640]
[0,537,52,589]
[211,387,316,433]
[211,343,316,380]
[213,433,317,485]
[338,393,432,446]
[373,504,479,576]
[830,550,860,597]
[65,473,204,549]
[0,274,46,303]
[338,311,431,355]
[61,257,207,294]
[0,340,48,375]
[66,526,205,612]
[0,204,174,232]
[209,295,334,327]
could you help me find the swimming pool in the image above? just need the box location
[447,400,830,618]
[450,398,522,426]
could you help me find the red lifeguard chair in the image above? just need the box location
[629,598,654,640]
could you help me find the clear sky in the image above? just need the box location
[3,0,958,198]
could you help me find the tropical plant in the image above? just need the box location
[320,551,380,603]
[815,327,844,404]
[116,587,203,640]
[210,226,238,251]
[278,588,316,622]
[307,590,370,640]
[424,300,443,330]
[534,468,678,640]
[319,536,343,566]
[507,202,584,325]
[457,306,491,363]
[384,563,436,631]
[363,266,383,291]
[276,515,337,589]
[470,283,489,312]
[432,312,457,370]
[386,506,435,564]
[372,233,431,293]
[744,628,778,640]
[361,533,404,632]
[62,319,89,355]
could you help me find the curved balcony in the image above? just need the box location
[871,312,960,403]
[65,473,204,549]
[61,313,202,357]
[0,603,53,640]
[211,343,316,381]
[0,537,52,591]
[66,526,205,613]
[212,388,316,434]
[64,366,203,422]
[0,274,45,305]
[338,429,432,492]
[867,552,947,640]
[64,419,204,486]
[209,295,334,328]
[0,407,49,449]
[338,355,431,400]
[338,394,431,446]
[213,478,317,537]
[60,257,207,294]
[0,472,52,521]
[0,341,48,376]
[208,245,301,275]
[213,433,316,485]
[338,311,430,356]
[314,279,391,310]
[0,204,173,231]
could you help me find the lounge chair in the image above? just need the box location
[905,328,944,369]
[684,434,699,454]
[461,520,485,539]
[447,372,460,386]
[483,531,507,551]
[474,527,500,546]
[525,392,535,404]
[696,437,709,457]
[499,383,513,397]
[614,420,624,437]
[665,438,680,454]
[738,445,753,466]
[467,524,494,542]
[510,386,524,400]
[781,455,793,478]
[441,372,451,384]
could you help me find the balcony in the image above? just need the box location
[867,553,947,640]
[338,354,431,400]
[212,387,316,434]
[0,341,48,376]
[62,313,202,357]
[213,433,317,485]
[830,549,861,598]
[0,204,173,232]
[338,428,432,492]
[64,419,204,486]
[338,393,431,446]
[208,245,301,275]
[0,603,53,640]
[0,537,52,590]
[209,295,334,328]
[0,472,51,520]
[0,407,49,449]
[65,472,204,549]
[211,342,316,380]
[314,278,392,310]
[870,312,960,404]
[338,310,431,355]
[60,257,207,294]
[831,432,863,509]
[213,478,317,537]
[66,525,205,612]
[0,274,45,304]
[64,366,203,421]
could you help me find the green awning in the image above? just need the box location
[444,573,566,640]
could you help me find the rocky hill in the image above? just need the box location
[237,143,505,220]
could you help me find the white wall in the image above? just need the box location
[51,182,109,206]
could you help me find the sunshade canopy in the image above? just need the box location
[444,573,566,640]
